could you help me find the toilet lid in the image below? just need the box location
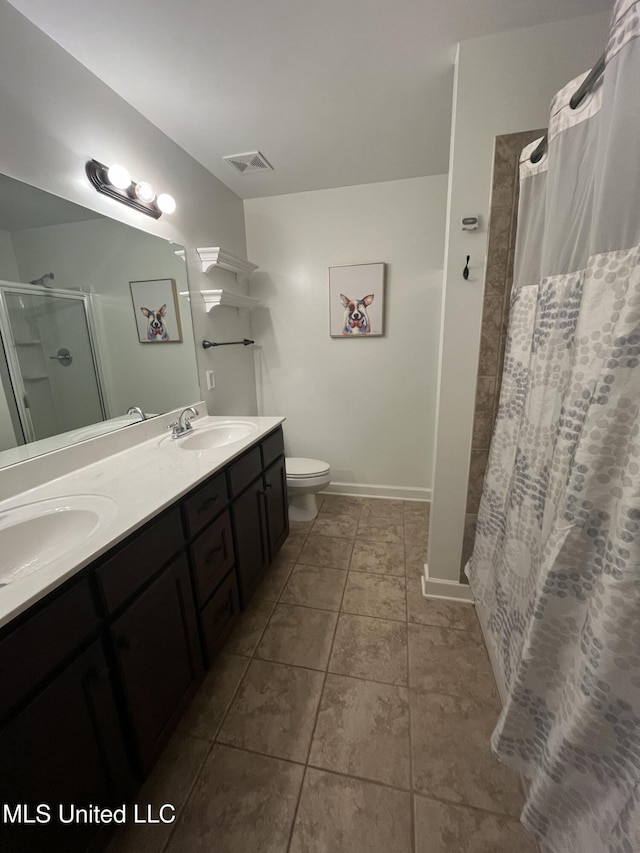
[286,457,330,478]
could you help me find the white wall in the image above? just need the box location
[245,175,447,497]
[427,11,611,585]
[0,0,256,418]
[9,218,200,418]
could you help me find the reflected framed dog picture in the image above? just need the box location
[329,263,385,337]
[130,278,183,343]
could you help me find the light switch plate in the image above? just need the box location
[206,370,215,390]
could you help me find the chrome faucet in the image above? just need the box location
[126,406,146,421]
[169,406,198,439]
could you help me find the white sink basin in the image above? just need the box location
[0,495,117,585]
[171,421,259,451]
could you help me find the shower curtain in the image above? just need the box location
[468,2,640,851]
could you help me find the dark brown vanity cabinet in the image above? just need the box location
[0,424,288,851]
[96,507,203,777]
[264,455,289,557]
[229,427,289,606]
[183,472,240,666]
[109,553,202,776]
[0,584,134,853]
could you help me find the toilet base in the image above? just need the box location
[288,492,320,522]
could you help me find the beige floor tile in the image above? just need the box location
[251,557,295,603]
[319,494,363,518]
[404,519,429,548]
[342,571,406,621]
[298,533,354,569]
[178,653,250,741]
[289,519,315,534]
[361,497,405,518]
[256,603,338,670]
[309,674,410,789]
[223,597,275,657]
[311,512,358,539]
[290,769,412,853]
[405,542,428,574]
[349,539,405,575]
[217,659,324,763]
[403,501,431,520]
[411,691,524,817]
[408,623,500,705]
[329,613,407,685]
[279,530,309,562]
[356,517,404,544]
[107,731,210,853]
[407,576,482,633]
[414,795,538,853]
[165,744,304,853]
[280,563,347,611]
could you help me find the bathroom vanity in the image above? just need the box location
[0,415,288,853]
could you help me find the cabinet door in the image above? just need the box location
[0,640,133,853]
[264,455,289,558]
[231,478,269,607]
[111,553,202,776]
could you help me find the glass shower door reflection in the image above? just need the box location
[3,290,105,442]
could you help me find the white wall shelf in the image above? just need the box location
[196,247,258,280]
[200,289,260,314]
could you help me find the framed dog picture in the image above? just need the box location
[329,263,385,337]
[130,278,183,343]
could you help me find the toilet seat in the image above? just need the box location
[286,457,330,479]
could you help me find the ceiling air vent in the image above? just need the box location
[223,151,273,174]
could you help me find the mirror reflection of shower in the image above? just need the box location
[0,280,106,449]
[29,272,55,288]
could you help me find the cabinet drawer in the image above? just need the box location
[190,510,235,605]
[227,446,262,497]
[261,427,284,469]
[183,472,228,538]
[200,571,240,664]
[0,578,98,722]
[97,507,183,614]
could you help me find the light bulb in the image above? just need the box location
[106,164,131,190]
[157,193,176,214]
[135,181,156,203]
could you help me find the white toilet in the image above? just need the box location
[285,457,331,522]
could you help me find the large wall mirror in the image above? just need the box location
[0,173,201,469]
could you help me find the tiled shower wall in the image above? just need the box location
[461,129,545,581]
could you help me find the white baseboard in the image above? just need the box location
[322,482,431,502]
[421,563,475,603]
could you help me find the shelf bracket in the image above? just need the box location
[199,289,259,313]
[196,247,258,280]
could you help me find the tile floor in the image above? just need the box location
[108,496,538,853]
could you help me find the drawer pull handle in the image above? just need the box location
[205,546,223,565]
[198,496,219,514]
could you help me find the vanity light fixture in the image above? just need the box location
[86,159,175,219]
[134,181,156,203]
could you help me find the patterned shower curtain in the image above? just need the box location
[468,2,640,851]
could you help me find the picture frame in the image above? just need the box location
[329,263,385,337]
[129,278,183,343]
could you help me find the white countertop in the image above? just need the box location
[0,413,285,629]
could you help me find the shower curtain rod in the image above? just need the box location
[530,52,606,164]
